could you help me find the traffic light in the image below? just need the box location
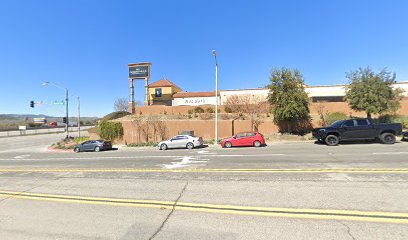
[30,101,34,108]
[63,117,67,123]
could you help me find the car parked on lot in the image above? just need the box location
[159,135,203,150]
[74,140,112,153]
[402,132,408,141]
[312,118,402,146]
[220,132,265,148]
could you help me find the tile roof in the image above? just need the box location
[149,79,182,90]
[173,91,220,98]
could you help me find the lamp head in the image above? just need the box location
[212,50,216,57]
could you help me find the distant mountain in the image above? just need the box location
[0,114,99,120]
[0,114,53,120]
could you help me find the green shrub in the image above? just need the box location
[206,107,215,113]
[127,142,158,147]
[187,109,193,114]
[376,114,393,123]
[325,112,348,125]
[98,120,124,141]
[194,106,204,113]
[377,114,408,129]
[74,136,89,144]
[203,139,222,144]
[224,106,233,113]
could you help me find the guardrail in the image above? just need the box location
[0,126,95,137]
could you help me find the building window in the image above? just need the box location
[155,88,162,98]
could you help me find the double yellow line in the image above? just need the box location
[0,168,408,173]
[0,190,407,224]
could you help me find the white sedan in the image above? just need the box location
[158,135,203,150]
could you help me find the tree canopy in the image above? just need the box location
[267,67,310,122]
[344,67,402,118]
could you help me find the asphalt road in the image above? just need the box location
[0,135,408,239]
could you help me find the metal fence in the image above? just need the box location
[0,126,94,137]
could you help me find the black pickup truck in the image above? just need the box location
[313,118,402,146]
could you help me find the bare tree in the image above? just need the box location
[130,116,143,143]
[114,98,129,112]
[224,94,270,130]
[156,119,168,141]
[140,119,150,143]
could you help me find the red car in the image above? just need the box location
[220,132,265,148]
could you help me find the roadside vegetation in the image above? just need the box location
[51,136,90,150]
[344,67,403,118]
[126,142,158,147]
[267,67,311,134]
[98,120,124,141]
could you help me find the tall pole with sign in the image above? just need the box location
[128,62,152,112]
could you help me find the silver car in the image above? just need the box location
[159,135,203,150]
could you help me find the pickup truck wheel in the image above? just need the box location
[380,133,396,144]
[325,135,339,146]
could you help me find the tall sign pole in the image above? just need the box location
[129,78,134,113]
[145,77,149,106]
[128,62,152,112]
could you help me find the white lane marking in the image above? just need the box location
[373,152,408,155]
[197,150,216,155]
[162,156,209,169]
[13,155,31,159]
[0,153,287,161]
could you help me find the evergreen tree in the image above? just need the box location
[344,67,402,118]
[267,67,310,132]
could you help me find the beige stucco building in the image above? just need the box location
[140,78,408,107]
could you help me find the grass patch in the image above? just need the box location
[203,139,222,144]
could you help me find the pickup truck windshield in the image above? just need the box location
[330,120,344,128]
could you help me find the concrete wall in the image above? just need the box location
[133,100,408,116]
[134,105,224,115]
[117,119,233,144]
[172,96,220,106]
[112,118,324,145]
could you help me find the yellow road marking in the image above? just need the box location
[0,168,408,173]
[0,190,407,224]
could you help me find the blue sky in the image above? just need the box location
[1,0,407,117]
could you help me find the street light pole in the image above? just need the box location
[212,50,218,145]
[77,96,81,138]
[43,81,69,139]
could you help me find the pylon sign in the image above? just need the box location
[128,62,152,110]
[129,65,150,79]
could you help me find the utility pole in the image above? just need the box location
[212,50,218,145]
[77,96,81,138]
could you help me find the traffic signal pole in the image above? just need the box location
[65,88,69,139]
